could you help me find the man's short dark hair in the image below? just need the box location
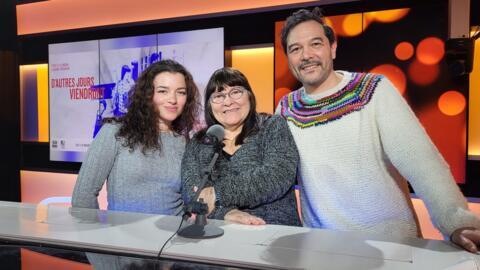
[281,7,336,53]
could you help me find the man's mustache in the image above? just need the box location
[299,60,322,69]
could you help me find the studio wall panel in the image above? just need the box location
[468,37,480,160]
[0,49,20,202]
[16,0,357,35]
[20,170,107,209]
[19,64,48,142]
[232,46,274,114]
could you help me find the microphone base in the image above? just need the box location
[177,224,224,239]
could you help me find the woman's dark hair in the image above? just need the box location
[201,67,258,145]
[280,7,336,54]
[111,59,199,153]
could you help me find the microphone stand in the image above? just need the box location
[178,143,224,239]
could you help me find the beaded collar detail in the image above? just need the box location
[280,72,382,128]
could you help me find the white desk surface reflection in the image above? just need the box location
[0,201,478,270]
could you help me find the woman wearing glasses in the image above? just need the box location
[181,67,301,226]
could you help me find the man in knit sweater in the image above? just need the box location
[276,7,480,252]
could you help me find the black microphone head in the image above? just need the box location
[206,124,224,143]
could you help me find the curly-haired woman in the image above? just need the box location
[72,59,199,215]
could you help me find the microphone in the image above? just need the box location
[203,124,224,146]
[178,124,225,239]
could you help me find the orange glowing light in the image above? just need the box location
[369,64,407,95]
[325,15,348,37]
[342,14,363,37]
[395,42,414,61]
[438,90,466,116]
[416,37,445,65]
[275,87,292,108]
[326,13,366,37]
[365,8,410,24]
[408,60,440,86]
[324,17,334,28]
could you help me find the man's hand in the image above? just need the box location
[450,227,480,253]
[224,209,266,225]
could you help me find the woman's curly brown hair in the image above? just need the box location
[112,59,199,153]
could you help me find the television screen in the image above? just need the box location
[49,28,224,162]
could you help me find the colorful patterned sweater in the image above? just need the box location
[277,71,480,238]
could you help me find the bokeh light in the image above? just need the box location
[325,15,347,37]
[342,14,363,37]
[408,59,439,86]
[365,8,410,24]
[327,8,409,37]
[395,41,414,61]
[416,37,445,65]
[369,64,407,95]
[438,90,466,116]
[275,87,292,108]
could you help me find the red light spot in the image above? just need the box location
[325,15,348,37]
[416,37,445,65]
[370,64,407,95]
[408,60,439,86]
[438,90,466,116]
[395,41,414,61]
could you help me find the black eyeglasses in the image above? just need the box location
[210,87,246,104]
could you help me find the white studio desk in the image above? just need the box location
[0,200,478,270]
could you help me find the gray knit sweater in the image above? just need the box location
[72,123,185,215]
[181,114,301,226]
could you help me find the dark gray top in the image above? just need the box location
[72,123,185,215]
[181,114,301,226]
